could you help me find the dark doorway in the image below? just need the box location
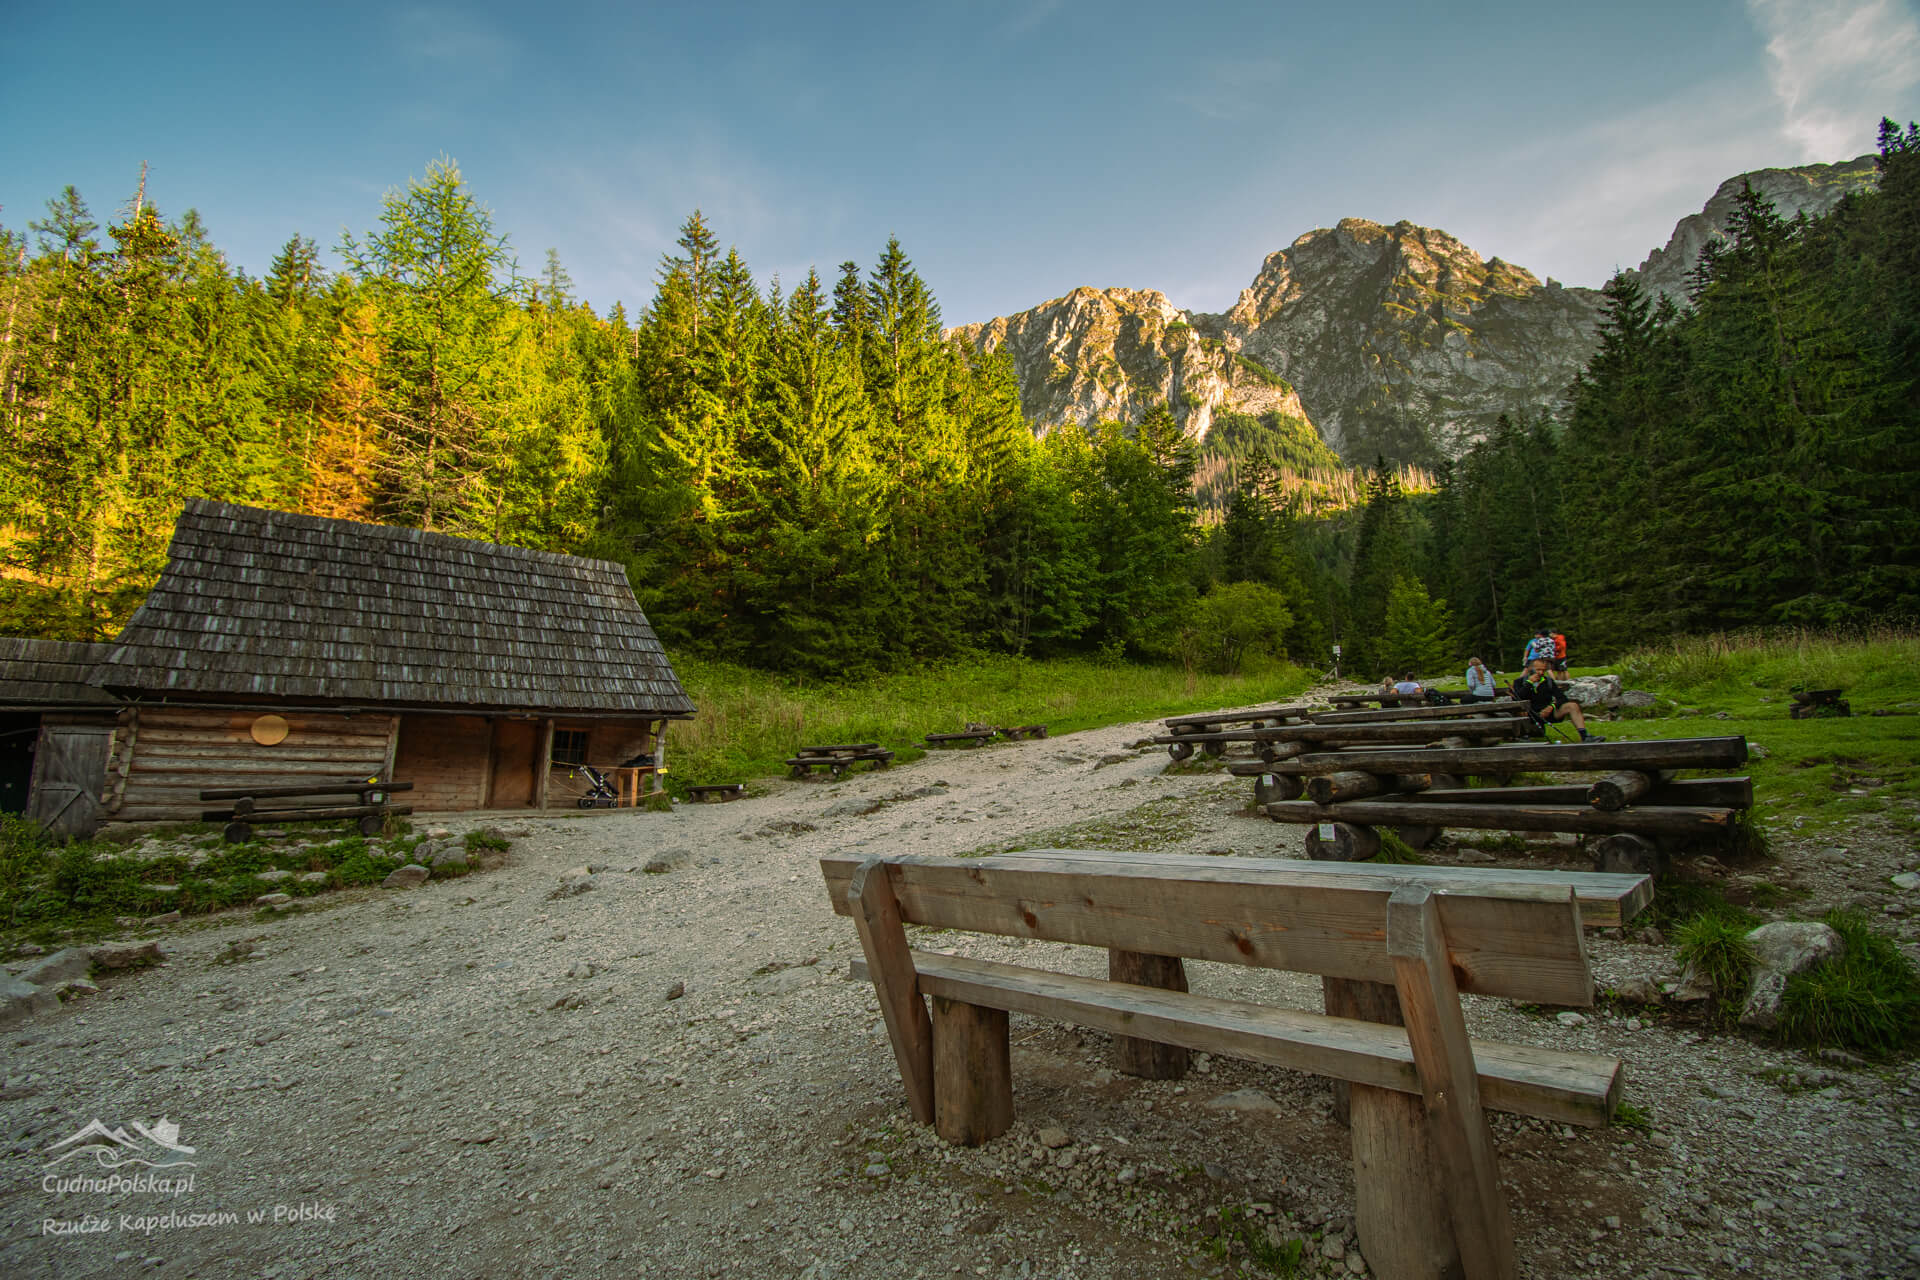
[0,714,39,814]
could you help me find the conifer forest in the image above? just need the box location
[4,123,1917,681]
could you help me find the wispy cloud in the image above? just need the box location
[1749,0,1920,159]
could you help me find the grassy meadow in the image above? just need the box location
[663,654,1319,792]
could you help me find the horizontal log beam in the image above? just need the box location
[1292,736,1748,776]
[199,804,414,823]
[199,780,412,801]
[1373,777,1754,809]
[1165,704,1315,729]
[1309,701,1526,726]
[1265,799,1737,835]
[1288,720,1522,747]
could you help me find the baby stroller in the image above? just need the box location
[572,763,620,809]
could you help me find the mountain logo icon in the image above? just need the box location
[44,1117,199,1170]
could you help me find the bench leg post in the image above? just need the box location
[931,996,1012,1146]
[1350,1084,1462,1280]
[1386,885,1519,1280]
[1107,950,1190,1079]
[848,861,936,1126]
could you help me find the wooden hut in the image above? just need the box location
[0,638,120,836]
[86,499,696,823]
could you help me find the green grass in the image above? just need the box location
[1,813,420,943]
[1611,1101,1654,1131]
[1673,914,1757,1000]
[1582,628,1920,837]
[1374,828,1427,864]
[665,653,1316,790]
[1776,910,1920,1055]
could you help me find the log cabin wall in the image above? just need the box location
[108,707,397,823]
[541,719,658,810]
[394,714,493,811]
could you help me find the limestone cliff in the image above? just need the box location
[1628,155,1879,305]
[950,155,1883,465]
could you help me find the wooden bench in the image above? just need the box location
[995,724,1050,741]
[200,779,412,844]
[822,849,1647,1279]
[787,745,894,778]
[684,783,747,803]
[925,729,997,747]
[1263,736,1751,867]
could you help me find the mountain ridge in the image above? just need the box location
[950,155,1880,464]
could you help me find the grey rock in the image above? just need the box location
[1740,921,1846,1029]
[663,981,685,1001]
[1564,674,1623,706]
[1555,1011,1589,1028]
[254,869,293,884]
[1203,1089,1283,1114]
[567,962,596,980]
[1454,847,1495,864]
[50,978,99,1001]
[750,966,823,997]
[1037,1126,1071,1149]
[90,941,163,970]
[16,948,92,988]
[823,797,884,819]
[0,975,59,1027]
[143,910,182,926]
[382,864,431,890]
[429,847,469,870]
[296,871,329,885]
[254,893,293,908]
[1891,871,1919,891]
[1611,976,1662,1006]
[1618,689,1656,709]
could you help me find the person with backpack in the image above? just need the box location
[1512,658,1604,742]
[1523,628,1556,668]
[1550,629,1569,678]
[1464,656,1497,702]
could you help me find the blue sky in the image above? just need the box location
[3,0,1916,326]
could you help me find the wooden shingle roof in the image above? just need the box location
[0,638,117,708]
[93,500,696,716]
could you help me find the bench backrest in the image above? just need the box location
[819,850,1611,1007]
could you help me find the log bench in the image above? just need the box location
[925,729,996,747]
[1155,715,1522,764]
[787,745,894,778]
[1263,737,1751,869]
[200,779,412,844]
[995,724,1050,740]
[821,849,1648,1280]
[684,783,747,803]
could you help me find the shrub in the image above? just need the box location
[1183,582,1294,674]
[1674,914,1756,1001]
[1775,911,1920,1054]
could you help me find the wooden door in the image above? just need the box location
[27,723,114,838]
[488,720,539,808]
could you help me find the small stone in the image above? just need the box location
[430,847,470,870]
[1037,1127,1071,1149]
[1555,1011,1588,1028]
[1604,1215,1621,1230]
[382,864,430,890]
[1455,847,1495,864]
[1321,1235,1346,1260]
[663,981,685,1001]
[142,911,182,927]
[254,893,293,907]
[296,871,329,885]
[1891,872,1919,891]
[1345,1251,1368,1275]
[568,962,597,980]
[255,869,293,884]
[865,1161,888,1177]
[90,940,163,970]
[1611,976,1662,1005]
[50,978,99,1001]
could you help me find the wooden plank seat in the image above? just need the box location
[1309,699,1527,726]
[796,743,881,756]
[1156,716,1523,763]
[1327,691,1429,707]
[787,748,894,778]
[200,779,411,843]
[995,724,1050,740]
[1164,704,1315,732]
[684,783,747,802]
[821,849,1647,1278]
[925,729,997,747]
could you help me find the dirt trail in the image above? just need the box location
[3,713,1917,1280]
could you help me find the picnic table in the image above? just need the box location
[786,744,894,779]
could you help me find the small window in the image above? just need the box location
[550,729,589,765]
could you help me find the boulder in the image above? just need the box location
[1611,976,1663,1006]
[1740,921,1846,1030]
[0,975,59,1026]
[254,869,293,885]
[382,864,431,890]
[429,846,470,870]
[254,892,293,908]
[15,948,93,988]
[90,940,163,970]
[1564,674,1623,707]
[1619,690,1657,709]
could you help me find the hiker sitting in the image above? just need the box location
[1465,657,1497,702]
[1512,659,1604,742]
[1391,671,1424,696]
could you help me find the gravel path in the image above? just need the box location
[3,711,1918,1279]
